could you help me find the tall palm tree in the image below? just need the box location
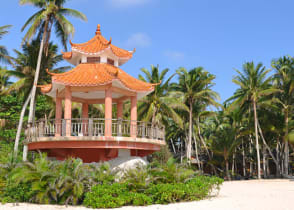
[171,67,219,162]
[19,0,87,160]
[0,25,12,64]
[11,39,70,159]
[138,65,187,126]
[0,68,13,93]
[272,56,294,176]
[210,112,240,180]
[227,62,277,179]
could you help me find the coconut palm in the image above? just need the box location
[11,39,70,159]
[210,116,240,180]
[0,68,13,93]
[171,67,220,162]
[227,62,278,179]
[138,65,187,126]
[0,25,12,64]
[19,0,87,159]
[272,56,294,176]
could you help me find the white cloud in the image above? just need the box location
[125,33,151,48]
[108,0,150,8]
[164,50,185,60]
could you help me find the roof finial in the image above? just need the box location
[96,24,101,35]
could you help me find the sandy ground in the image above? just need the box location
[1,179,293,210]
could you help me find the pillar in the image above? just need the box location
[117,101,123,119]
[64,86,72,136]
[117,101,123,136]
[82,103,89,135]
[105,88,112,137]
[130,95,137,138]
[55,97,62,136]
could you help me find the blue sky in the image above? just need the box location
[1,0,294,102]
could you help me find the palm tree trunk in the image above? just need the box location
[262,145,266,178]
[193,133,201,169]
[225,158,230,180]
[242,140,246,177]
[24,20,49,161]
[232,150,236,176]
[283,109,289,176]
[257,121,280,177]
[187,101,193,162]
[197,117,211,160]
[13,91,32,159]
[249,136,253,177]
[253,100,261,179]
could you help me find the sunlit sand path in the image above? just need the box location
[1,179,293,210]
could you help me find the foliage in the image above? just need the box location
[84,176,223,208]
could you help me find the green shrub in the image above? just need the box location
[83,183,152,208]
[0,182,34,203]
[146,183,186,204]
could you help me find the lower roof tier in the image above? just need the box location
[40,63,158,100]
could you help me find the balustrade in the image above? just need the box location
[30,118,165,142]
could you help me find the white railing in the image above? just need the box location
[29,118,165,142]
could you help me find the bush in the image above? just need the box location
[84,176,223,208]
[83,183,152,208]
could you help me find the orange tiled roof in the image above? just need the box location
[42,63,155,92]
[68,25,134,59]
[38,84,52,93]
[61,51,72,59]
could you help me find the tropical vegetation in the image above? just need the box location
[0,0,294,208]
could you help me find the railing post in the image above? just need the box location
[62,119,66,136]
[89,118,93,137]
[142,122,146,138]
[118,118,122,136]
[39,121,44,137]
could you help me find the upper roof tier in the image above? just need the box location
[62,25,135,66]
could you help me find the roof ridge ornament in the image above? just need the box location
[96,24,101,35]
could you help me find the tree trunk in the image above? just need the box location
[225,158,230,180]
[197,116,211,160]
[249,137,253,177]
[257,121,280,177]
[193,133,201,170]
[232,150,236,176]
[253,100,261,179]
[13,91,32,159]
[283,109,289,176]
[24,20,49,161]
[187,101,193,162]
[242,140,246,177]
[262,145,266,178]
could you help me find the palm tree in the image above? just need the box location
[11,39,70,159]
[210,112,240,180]
[227,62,277,179]
[272,56,294,176]
[171,67,219,162]
[0,25,12,64]
[138,65,187,126]
[19,0,87,160]
[0,68,13,93]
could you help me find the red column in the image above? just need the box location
[117,101,123,119]
[130,95,137,138]
[64,86,72,136]
[82,103,89,135]
[55,97,62,137]
[105,88,112,137]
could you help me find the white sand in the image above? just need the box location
[1,179,293,210]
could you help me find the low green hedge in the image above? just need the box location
[83,176,223,208]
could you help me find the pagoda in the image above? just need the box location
[27,25,165,163]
